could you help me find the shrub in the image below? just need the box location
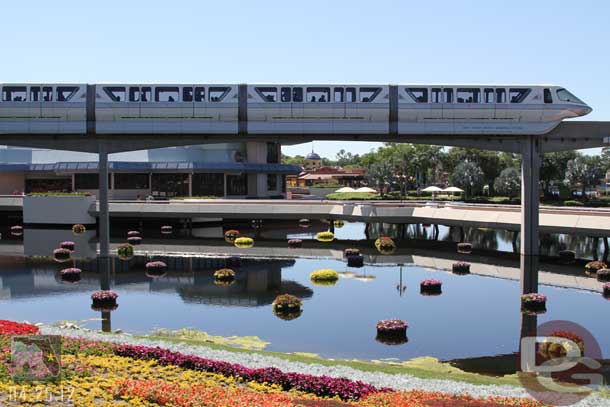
[117,244,134,260]
[374,237,396,254]
[347,254,364,267]
[272,294,302,313]
[452,262,470,274]
[316,231,334,242]
[287,238,302,248]
[53,248,71,261]
[420,279,442,295]
[457,242,472,254]
[564,200,585,207]
[213,268,235,281]
[310,269,339,284]
[597,268,610,282]
[585,261,607,276]
[234,237,254,248]
[60,241,75,251]
[72,224,86,235]
[127,236,142,245]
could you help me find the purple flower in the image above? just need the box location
[91,290,118,301]
[60,268,81,275]
[521,293,547,303]
[376,319,408,332]
[421,279,442,287]
[145,261,167,269]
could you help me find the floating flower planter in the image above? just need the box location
[161,225,173,235]
[72,224,86,235]
[316,231,334,243]
[145,261,167,278]
[375,237,396,255]
[344,248,360,257]
[60,267,82,283]
[127,236,142,246]
[127,230,140,237]
[213,268,235,286]
[347,254,364,268]
[457,242,472,254]
[117,243,134,261]
[333,220,344,228]
[558,250,576,264]
[53,248,71,262]
[298,219,310,228]
[224,229,240,243]
[287,239,302,248]
[91,290,118,309]
[310,269,339,286]
[272,294,302,320]
[604,283,610,299]
[597,268,610,282]
[60,241,75,251]
[10,225,23,236]
[91,303,118,313]
[226,256,241,268]
[539,330,585,360]
[376,319,408,345]
[452,262,471,275]
[521,293,547,313]
[234,237,254,248]
[420,279,442,295]
[585,261,607,277]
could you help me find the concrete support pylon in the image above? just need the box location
[520,135,541,294]
[98,142,110,259]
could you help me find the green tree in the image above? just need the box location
[450,161,484,198]
[564,155,605,197]
[540,151,578,197]
[493,167,521,197]
[366,161,395,197]
[281,154,305,166]
[444,148,500,193]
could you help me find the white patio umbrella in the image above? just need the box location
[443,186,464,200]
[422,186,443,200]
[335,187,356,193]
[355,187,377,193]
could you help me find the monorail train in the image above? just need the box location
[0,84,591,136]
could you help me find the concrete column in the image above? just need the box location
[98,143,110,259]
[71,174,76,192]
[188,173,193,197]
[520,135,541,294]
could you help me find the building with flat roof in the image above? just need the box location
[0,142,300,199]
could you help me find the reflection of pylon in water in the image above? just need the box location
[396,265,407,296]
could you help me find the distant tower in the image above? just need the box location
[304,147,321,171]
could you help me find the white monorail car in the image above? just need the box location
[0,83,591,136]
[0,84,87,134]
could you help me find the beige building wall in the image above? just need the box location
[0,172,25,194]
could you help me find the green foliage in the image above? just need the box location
[565,155,605,195]
[493,167,521,197]
[564,200,585,206]
[150,328,270,350]
[541,151,578,195]
[326,192,380,200]
[310,269,339,282]
[450,161,485,198]
[28,192,91,197]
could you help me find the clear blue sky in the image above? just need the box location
[2,0,608,158]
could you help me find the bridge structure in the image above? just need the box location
[2,116,610,297]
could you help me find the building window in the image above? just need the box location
[406,88,428,103]
[192,173,224,197]
[25,178,72,193]
[74,174,99,189]
[267,174,277,191]
[114,173,150,189]
[267,142,279,163]
[227,174,247,196]
[509,88,531,103]
[306,87,330,103]
[256,87,277,102]
[456,88,480,103]
[2,86,27,101]
[151,174,189,197]
[155,87,179,102]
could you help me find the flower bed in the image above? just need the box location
[585,260,607,276]
[0,320,39,335]
[161,225,173,235]
[344,248,360,257]
[420,279,442,295]
[60,240,75,251]
[272,294,302,315]
[374,237,396,255]
[145,261,168,278]
[316,231,335,242]
[117,243,134,260]
[287,238,302,248]
[127,236,142,245]
[72,223,86,235]
[347,254,364,267]
[234,237,254,248]
[91,290,119,307]
[457,242,472,254]
[310,269,339,285]
[60,267,82,283]
[452,262,470,274]
[596,268,610,282]
[521,293,547,312]
[558,249,576,264]
[539,330,585,360]
[127,230,140,237]
[213,268,235,284]
[53,247,71,262]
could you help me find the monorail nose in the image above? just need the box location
[572,105,592,117]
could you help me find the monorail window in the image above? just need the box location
[155,87,179,102]
[431,88,442,103]
[195,87,205,102]
[129,87,140,102]
[407,88,428,103]
[141,87,151,102]
[2,86,27,101]
[281,87,291,102]
[209,87,230,102]
[42,86,53,102]
[456,88,480,103]
[359,87,381,102]
[183,87,193,102]
[293,88,303,102]
[556,88,584,104]
[509,88,531,103]
[256,87,277,102]
[544,88,553,104]
[346,87,356,102]
[334,88,344,102]
[444,88,453,103]
[496,88,506,103]
[57,86,78,102]
[307,87,330,103]
[104,87,126,102]
[30,87,40,102]
[484,88,494,103]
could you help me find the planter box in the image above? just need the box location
[24,195,96,225]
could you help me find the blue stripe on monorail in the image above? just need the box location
[0,161,301,174]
